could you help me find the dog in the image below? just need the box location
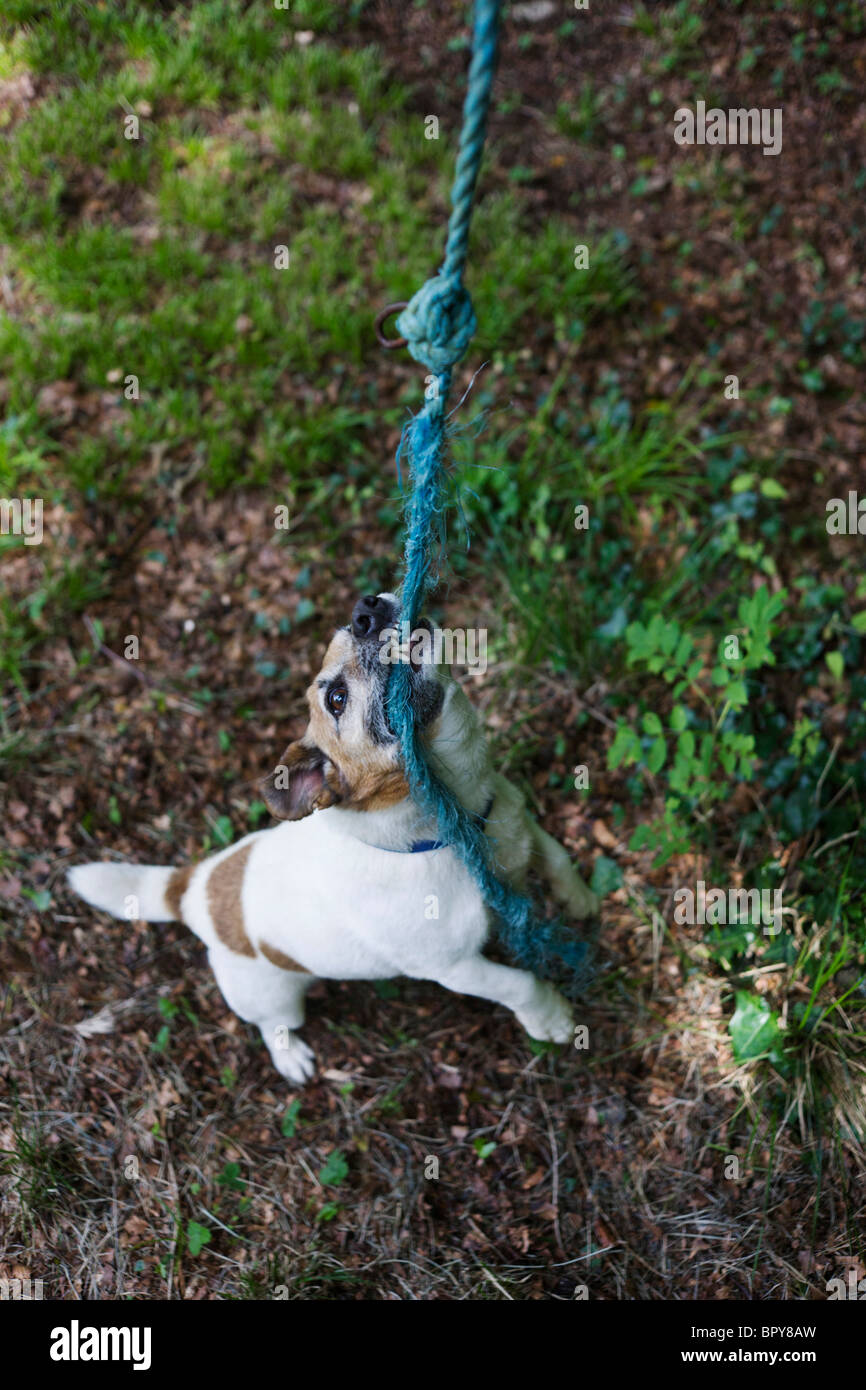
[68,593,599,1084]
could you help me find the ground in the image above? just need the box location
[0,0,864,1300]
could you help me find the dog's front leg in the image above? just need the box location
[435,956,574,1043]
[529,821,599,919]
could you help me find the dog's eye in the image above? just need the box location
[326,683,347,717]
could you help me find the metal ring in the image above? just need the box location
[374,301,409,349]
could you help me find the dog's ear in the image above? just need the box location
[261,740,344,821]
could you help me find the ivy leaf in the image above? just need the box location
[187,1221,211,1256]
[729,991,784,1065]
[685,657,703,682]
[647,735,666,774]
[677,729,695,760]
[673,632,694,668]
[212,815,234,846]
[281,1098,302,1138]
[759,478,787,499]
[669,705,688,731]
[319,1150,349,1187]
[607,724,640,769]
[801,368,824,392]
[217,1162,246,1192]
[24,887,52,911]
[726,680,748,707]
[591,855,623,897]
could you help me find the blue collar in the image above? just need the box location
[383,796,495,853]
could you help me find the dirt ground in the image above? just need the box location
[1,0,864,1299]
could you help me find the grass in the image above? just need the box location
[0,4,642,693]
[0,1116,87,1230]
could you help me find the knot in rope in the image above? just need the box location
[396,274,477,375]
[383,0,592,996]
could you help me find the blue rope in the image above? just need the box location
[386,0,591,993]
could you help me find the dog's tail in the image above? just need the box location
[67,862,187,923]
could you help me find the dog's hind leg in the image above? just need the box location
[531,822,598,918]
[208,948,316,1085]
[529,821,599,919]
[258,1012,317,1085]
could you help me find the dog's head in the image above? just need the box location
[261,592,448,820]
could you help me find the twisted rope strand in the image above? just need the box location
[441,0,501,281]
[386,0,591,993]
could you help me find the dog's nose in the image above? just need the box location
[351,594,393,640]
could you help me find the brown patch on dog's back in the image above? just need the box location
[165,864,193,921]
[259,940,309,973]
[207,843,255,956]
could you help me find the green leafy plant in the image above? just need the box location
[0,1119,82,1228]
[725,931,866,1144]
[608,586,787,863]
[729,991,785,1067]
[186,1220,211,1256]
[151,994,198,1052]
[591,855,623,897]
[281,1099,302,1138]
[217,1162,246,1193]
[318,1149,348,1187]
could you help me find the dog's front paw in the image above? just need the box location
[269,1033,316,1085]
[517,982,574,1044]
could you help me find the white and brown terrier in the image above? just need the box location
[69,594,598,1084]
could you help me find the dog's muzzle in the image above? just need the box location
[351,593,396,641]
